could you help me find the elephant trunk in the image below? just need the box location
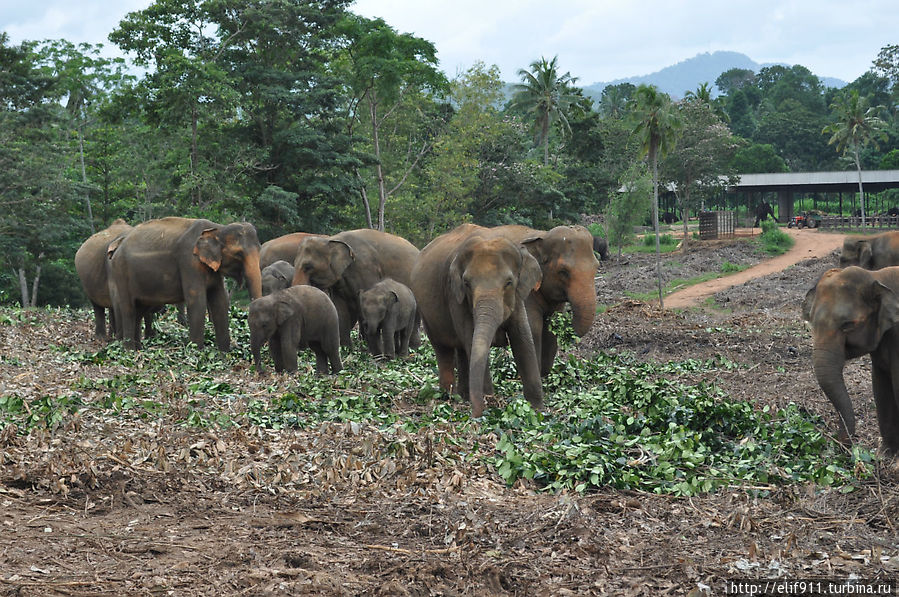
[812,343,855,442]
[245,252,263,300]
[468,295,503,418]
[568,269,598,336]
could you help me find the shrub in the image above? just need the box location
[758,220,794,255]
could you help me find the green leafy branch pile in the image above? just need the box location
[0,307,874,496]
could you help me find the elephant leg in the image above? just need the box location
[877,361,899,456]
[381,323,397,359]
[409,311,422,349]
[279,328,298,373]
[432,343,457,396]
[333,297,353,348]
[398,324,412,357]
[541,326,558,376]
[324,336,342,374]
[207,283,231,351]
[118,299,139,349]
[270,332,284,372]
[508,308,544,412]
[185,296,208,348]
[142,311,156,339]
[311,344,330,375]
[91,304,107,339]
[456,348,472,407]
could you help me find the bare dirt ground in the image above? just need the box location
[3,228,899,596]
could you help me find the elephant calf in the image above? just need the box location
[261,260,296,296]
[249,286,342,375]
[358,278,418,359]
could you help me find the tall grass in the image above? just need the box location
[758,220,794,255]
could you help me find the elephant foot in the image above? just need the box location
[470,397,486,419]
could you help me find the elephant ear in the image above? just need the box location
[106,234,127,259]
[520,235,547,264]
[275,299,295,326]
[874,280,899,341]
[194,228,222,271]
[516,247,543,302]
[801,287,817,322]
[328,240,355,276]
[859,242,873,269]
[448,253,467,304]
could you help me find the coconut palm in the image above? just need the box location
[510,55,579,165]
[631,84,682,308]
[823,90,888,227]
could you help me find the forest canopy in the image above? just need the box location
[1,3,898,307]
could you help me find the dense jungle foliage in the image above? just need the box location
[2,0,899,307]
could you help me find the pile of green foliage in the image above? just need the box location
[0,307,874,496]
[757,220,795,255]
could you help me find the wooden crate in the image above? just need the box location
[699,211,735,240]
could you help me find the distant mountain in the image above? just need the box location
[579,51,847,103]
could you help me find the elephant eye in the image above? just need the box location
[840,320,858,332]
[505,278,513,288]
[303,263,314,273]
[558,268,570,280]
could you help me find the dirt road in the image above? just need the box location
[663,228,847,309]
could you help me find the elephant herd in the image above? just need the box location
[804,229,899,456]
[76,217,601,418]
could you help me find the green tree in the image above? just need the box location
[605,162,652,259]
[662,99,741,244]
[598,82,636,119]
[336,14,449,231]
[510,55,579,165]
[729,143,789,174]
[631,84,681,307]
[715,68,755,96]
[823,89,889,226]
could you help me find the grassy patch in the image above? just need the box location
[756,220,795,255]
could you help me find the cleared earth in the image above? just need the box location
[2,228,899,596]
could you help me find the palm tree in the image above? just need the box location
[510,56,579,165]
[823,90,888,227]
[631,84,682,308]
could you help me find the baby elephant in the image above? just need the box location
[261,260,296,296]
[249,285,342,375]
[358,278,418,359]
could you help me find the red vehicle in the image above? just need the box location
[787,212,820,229]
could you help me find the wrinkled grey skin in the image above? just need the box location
[358,278,418,359]
[261,260,296,296]
[249,285,342,375]
[840,231,899,270]
[591,235,610,261]
[802,266,899,455]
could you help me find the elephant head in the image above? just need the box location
[839,237,873,269]
[802,266,899,442]
[262,260,296,296]
[249,292,302,373]
[291,236,357,288]
[194,222,263,299]
[358,285,396,338]
[521,226,599,336]
[450,235,543,415]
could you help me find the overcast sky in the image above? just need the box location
[3,0,896,85]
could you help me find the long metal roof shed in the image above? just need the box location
[729,170,899,193]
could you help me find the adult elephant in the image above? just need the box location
[108,217,263,350]
[75,219,133,339]
[591,235,610,261]
[411,224,543,418]
[840,231,899,270]
[753,201,776,227]
[291,229,420,348]
[490,225,599,376]
[260,232,324,270]
[802,266,899,454]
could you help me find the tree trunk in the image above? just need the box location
[30,256,43,308]
[191,104,200,207]
[650,141,663,309]
[355,169,374,229]
[855,147,865,228]
[369,92,387,232]
[17,267,28,308]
